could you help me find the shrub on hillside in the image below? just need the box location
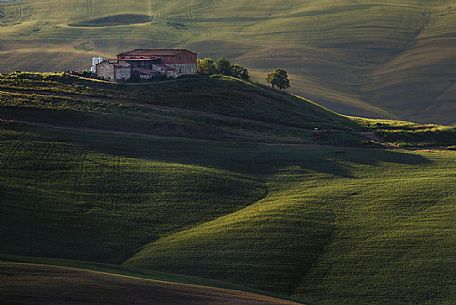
[215,58,233,76]
[231,64,249,80]
[197,58,218,75]
[197,57,249,80]
[266,69,291,90]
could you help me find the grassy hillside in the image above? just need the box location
[0,72,361,144]
[2,122,456,305]
[1,74,456,305]
[124,147,456,303]
[0,73,453,148]
[0,0,455,124]
[0,127,266,263]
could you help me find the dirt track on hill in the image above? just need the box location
[0,262,303,305]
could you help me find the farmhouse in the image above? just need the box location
[94,49,197,82]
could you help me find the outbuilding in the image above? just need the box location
[96,60,131,82]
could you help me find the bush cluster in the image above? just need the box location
[198,57,291,90]
[197,57,250,80]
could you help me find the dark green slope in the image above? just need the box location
[1,73,456,305]
[1,73,453,148]
[0,73,360,144]
[0,72,358,263]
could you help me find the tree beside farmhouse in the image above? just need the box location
[197,57,250,80]
[197,58,217,75]
[231,64,249,80]
[216,58,233,76]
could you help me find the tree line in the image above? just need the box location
[197,57,250,80]
[197,57,290,90]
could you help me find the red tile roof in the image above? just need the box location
[118,49,196,57]
[119,56,160,61]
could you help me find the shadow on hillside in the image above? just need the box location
[222,147,432,178]
[333,148,433,166]
[13,123,432,179]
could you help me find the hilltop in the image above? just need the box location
[0,72,357,144]
[0,0,455,124]
[1,72,454,148]
[1,74,456,305]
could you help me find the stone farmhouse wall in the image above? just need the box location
[96,61,115,81]
[115,66,131,81]
[168,63,197,75]
[96,61,131,82]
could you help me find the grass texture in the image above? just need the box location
[1,74,456,305]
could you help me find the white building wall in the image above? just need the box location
[91,57,104,73]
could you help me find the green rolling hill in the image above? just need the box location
[0,0,455,124]
[1,73,456,305]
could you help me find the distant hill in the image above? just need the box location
[0,0,455,125]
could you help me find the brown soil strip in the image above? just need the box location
[0,262,304,305]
